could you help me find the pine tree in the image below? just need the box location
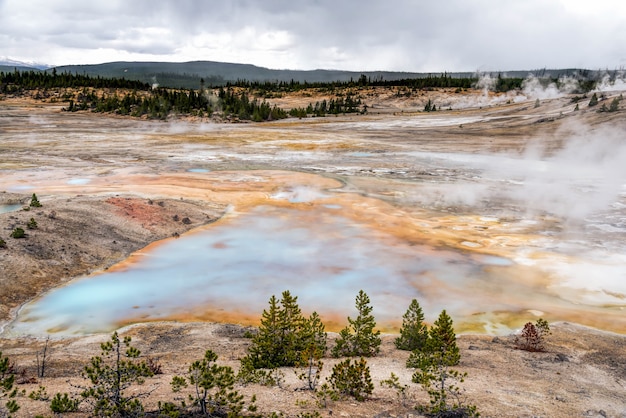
[0,351,20,416]
[408,311,477,416]
[407,309,459,368]
[332,290,381,357]
[170,350,255,416]
[248,295,283,369]
[328,358,374,401]
[30,193,42,207]
[588,92,598,107]
[247,291,327,369]
[80,332,153,417]
[395,299,428,351]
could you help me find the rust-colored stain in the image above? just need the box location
[106,197,168,230]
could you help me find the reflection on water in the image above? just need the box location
[9,205,514,336]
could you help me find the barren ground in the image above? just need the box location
[1,88,625,417]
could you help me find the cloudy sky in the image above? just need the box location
[1,0,625,72]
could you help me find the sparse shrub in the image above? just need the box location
[79,331,153,417]
[10,227,25,239]
[28,386,49,401]
[27,217,38,229]
[515,318,551,352]
[413,362,479,418]
[295,344,323,391]
[395,299,428,351]
[30,193,42,207]
[146,357,163,375]
[0,237,6,248]
[315,383,339,409]
[171,349,257,416]
[328,357,373,401]
[381,372,410,407]
[50,393,80,414]
[0,351,20,416]
[332,290,381,357]
[236,357,276,386]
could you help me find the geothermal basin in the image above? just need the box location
[1,96,626,337]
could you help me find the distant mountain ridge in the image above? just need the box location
[50,61,588,89]
[3,59,595,89]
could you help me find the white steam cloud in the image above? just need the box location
[484,121,626,221]
[408,121,626,224]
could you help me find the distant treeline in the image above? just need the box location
[229,73,479,93]
[0,69,150,91]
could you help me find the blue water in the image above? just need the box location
[9,205,498,336]
[0,204,22,214]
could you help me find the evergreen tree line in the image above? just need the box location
[288,94,367,117]
[0,69,150,92]
[229,73,478,94]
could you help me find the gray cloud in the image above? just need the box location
[1,0,625,70]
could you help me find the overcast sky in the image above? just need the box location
[1,0,625,72]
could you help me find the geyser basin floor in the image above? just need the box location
[2,102,626,337]
[7,192,625,337]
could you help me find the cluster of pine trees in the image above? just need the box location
[0,290,489,417]
[66,88,214,120]
[289,93,366,118]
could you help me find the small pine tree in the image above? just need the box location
[588,92,598,107]
[328,358,373,401]
[10,227,25,239]
[515,318,551,352]
[30,193,42,208]
[171,349,256,416]
[407,310,460,368]
[332,290,381,357]
[27,218,38,230]
[0,351,20,416]
[80,332,153,417]
[0,237,6,248]
[248,294,283,369]
[395,299,429,351]
[609,97,620,112]
[412,359,479,417]
[50,393,80,414]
